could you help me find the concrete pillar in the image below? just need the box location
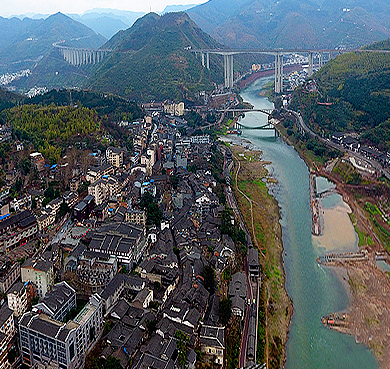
[274,53,283,94]
[224,54,228,88]
[308,52,314,77]
[230,54,234,88]
[201,52,205,68]
[319,52,323,69]
[206,52,210,70]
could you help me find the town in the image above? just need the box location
[0,100,260,369]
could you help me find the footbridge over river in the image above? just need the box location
[53,42,112,66]
[191,48,384,93]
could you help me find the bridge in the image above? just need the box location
[53,41,112,66]
[191,48,360,93]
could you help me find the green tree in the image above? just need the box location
[219,297,232,325]
[175,330,189,369]
[202,265,215,294]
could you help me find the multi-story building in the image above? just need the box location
[0,210,38,253]
[10,194,32,213]
[37,213,55,232]
[106,147,124,168]
[85,164,114,183]
[44,197,63,215]
[7,281,29,317]
[126,209,146,226]
[20,313,79,369]
[73,195,95,222]
[0,262,21,294]
[87,177,120,206]
[0,304,15,369]
[21,258,54,298]
[34,282,76,322]
[29,152,45,172]
[20,294,103,369]
[63,191,78,209]
[88,222,146,266]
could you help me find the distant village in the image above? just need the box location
[0,100,259,369]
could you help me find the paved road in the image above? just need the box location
[287,109,390,177]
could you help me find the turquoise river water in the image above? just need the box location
[234,78,378,368]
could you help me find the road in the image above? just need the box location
[287,109,390,177]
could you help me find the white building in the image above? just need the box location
[21,258,54,298]
[7,282,28,318]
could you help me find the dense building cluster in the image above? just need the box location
[0,107,260,369]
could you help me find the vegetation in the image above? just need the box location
[290,50,390,151]
[29,89,143,122]
[202,264,216,294]
[87,12,222,102]
[218,297,232,325]
[221,207,246,244]
[5,104,99,163]
[139,192,163,226]
[225,317,242,369]
[175,330,189,369]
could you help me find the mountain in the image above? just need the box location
[86,12,223,102]
[69,10,145,39]
[0,13,106,75]
[187,0,390,49]
[161,4,199,14]
[0,88,24,111]
[289,41,390,151]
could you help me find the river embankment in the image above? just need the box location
[226,142,293,368]
[225,77,379,369]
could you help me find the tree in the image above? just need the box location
[139,192,163,226]
[219,297,232,325]
[175,330,189,369]
[202,265,215,294]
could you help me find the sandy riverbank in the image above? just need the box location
[324,256,390,368]
[313,200,358,253]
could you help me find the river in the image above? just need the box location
[234,77,378,368]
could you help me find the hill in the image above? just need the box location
[187,0,390,49]
[28,89,144,121]
[0,13,106,75]
[289,44,390,151]
[0,88,24,111]
[86,12,224,102]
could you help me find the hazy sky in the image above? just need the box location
[1,0,205,17]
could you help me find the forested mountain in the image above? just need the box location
[0,13,106,74]
[28,89,143,121]
[290,43,390,151]
[86,12,224,102]
[0,88,24,111]
[187,0,390,49]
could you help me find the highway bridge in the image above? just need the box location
[53,41,111,66]
[191,47,388,93]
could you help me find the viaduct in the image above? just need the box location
[192,48,343,93]
[53,42,112,67]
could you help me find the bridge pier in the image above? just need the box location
[308,52,314,77]
[319,52,323,69]
[201,52,205,68]
[224,54,234,89]
[206,52,210,70]
[274,53,283,94]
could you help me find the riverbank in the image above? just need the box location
[276,119,390,367]
[229,143,293,368]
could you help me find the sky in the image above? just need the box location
[1,0,205,17]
